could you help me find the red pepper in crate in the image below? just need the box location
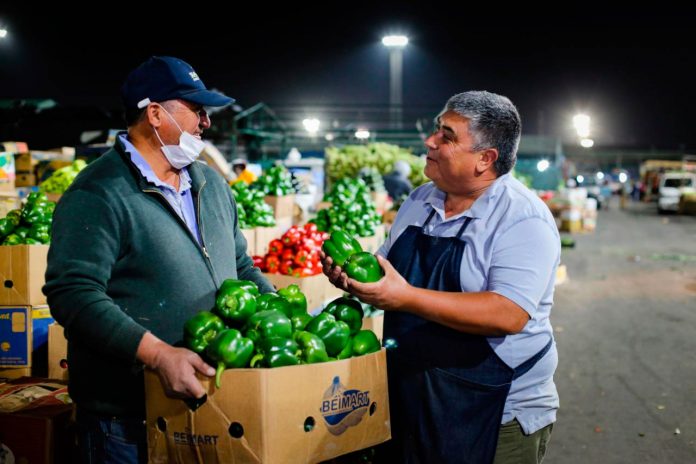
[282,226,303,247]
[294,249,310,267]
[252,255,266,271]
[265,255,280,273]
[280,260,295,275]
[281,248,295,262]
[268,239,284,255]
[300,267,316,277]
[304,222,318,234]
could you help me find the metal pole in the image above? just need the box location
[389,48,403,130]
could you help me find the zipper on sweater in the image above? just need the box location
[143,186,219,285]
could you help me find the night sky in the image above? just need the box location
[2,5,696,149]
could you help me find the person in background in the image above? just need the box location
[382,159,414,201]
[323,91,559,464]
[43,56,273,463]
[231,157,258,185]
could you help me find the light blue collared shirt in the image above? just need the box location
[378,173,560,434]
[119,134,202,246]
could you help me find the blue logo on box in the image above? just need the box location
[319,376,370,436]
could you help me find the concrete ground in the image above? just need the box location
[546,199,696,463]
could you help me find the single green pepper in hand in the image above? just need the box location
[322,228,362,267]
[344,252,384,283]
[183,311,226,354]
[206,329,255,388]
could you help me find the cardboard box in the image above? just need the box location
[145,350,390,464]
[48,323,68,381]
[0,151,15,191]
[0,245,49,305]
[0,191,20,218]
[263,273,334,313]
[1,142,29,154]
[370,191,390,213]
[0,306,54,372]
[356,225,386,254]
[264,194,296,220]
[13,152,34,173]
[0,378,74,464]
[14,172,36,187]
[253,225,282,256]
[361,314,384,341]
[241,228,256,255]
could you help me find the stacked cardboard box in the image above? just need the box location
[0,245,53,379]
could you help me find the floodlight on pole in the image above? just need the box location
[382,34,408,130]
[302,118,320,135]
[355,129,370,140]
[0,29,7,39]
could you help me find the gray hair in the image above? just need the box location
[441,91,521,176]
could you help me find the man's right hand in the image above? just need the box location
[320,250,350,291]
[136,332,215,399]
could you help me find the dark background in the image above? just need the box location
[1,4,695,149]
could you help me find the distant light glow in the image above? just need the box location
[302,118,320,135]
[596,172,605,180]
[0,29,7,39]
[355,129,370,140]
[577,175,585,184]
[325,133,334,141]
[382,35,408,47]
[619,172,628,183]
[580,138,594,148]
[537,159,550,172]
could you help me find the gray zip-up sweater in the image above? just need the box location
[43,136,273,417]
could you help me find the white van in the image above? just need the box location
[658,172,696,213]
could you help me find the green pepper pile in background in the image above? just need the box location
[358,167,386,193]
[182,280,382,388]
[231,182,276,228]
[314,178,382,237]
[325,143,427,187]
[0,192,54,245]
[251,165,296,196]
[39,159,87,193]
[322,228,384,283]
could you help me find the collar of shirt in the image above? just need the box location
[119,134,192,194]
[423,173,510,222]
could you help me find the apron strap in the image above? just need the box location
[455,216,473,239]
[512,338,553,380]
[421,208,438,228]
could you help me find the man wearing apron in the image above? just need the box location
[322,91,560,464]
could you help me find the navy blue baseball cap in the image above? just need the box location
[121,56,234,109]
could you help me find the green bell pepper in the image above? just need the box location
[293,331,329,364]
[324,297,364,336]
[277,284,307,316]
[344,252,384,283]
[322,228,362,267]
[291,313,312,332]
[249,337,301,368]
[336,339,353,360]
[28,223,51,244]
[2,234,23,246]
[244,310,293,342]
[255,292,279,311]
[5,209,22,227]
[304,313,351,357]
[183,311,226,354]
[0,218,15,238]
[214,279,259,326]
[264,296,293,318]
[351,330,381,356]
[206,329,255,388]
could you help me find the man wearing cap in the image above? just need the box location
[44,56,274,463]
[231,157,257,185]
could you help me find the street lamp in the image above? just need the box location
[355,129,371,140]
[302,118,320,136]
[382,34,408,130]
[0,29,7,39]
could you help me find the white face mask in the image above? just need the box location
[153,105,207,169]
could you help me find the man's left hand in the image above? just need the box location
[346,255,411,311]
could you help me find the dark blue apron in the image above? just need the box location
[382,208,552,464]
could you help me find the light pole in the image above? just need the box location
[382,35,408,130]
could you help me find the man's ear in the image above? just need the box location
[146,104,164,128]
[477,148,499,173]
